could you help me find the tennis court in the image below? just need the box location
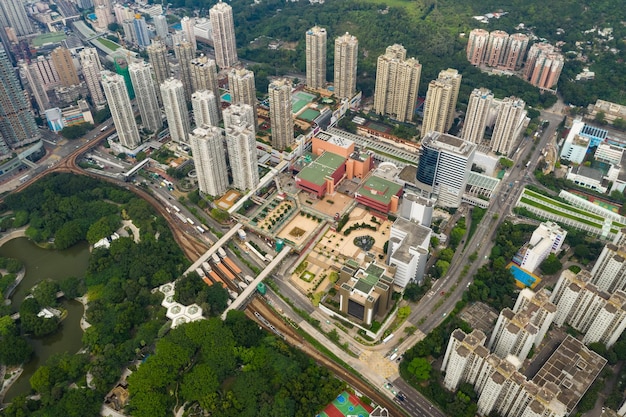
[509,263,541,289]
[299,108,320,122]
[317,392,373,417]
[292,91,316,113]
[366,121,392,133]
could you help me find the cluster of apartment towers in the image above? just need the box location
[441,227,626,417]
[466,28,565,91]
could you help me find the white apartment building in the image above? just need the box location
[462,88,493,144]
[560,118,590,164]
[398,192,434,227]
[491,96,526,155]
[268,78,293,151]
[387,217,431,287]
[224,104,259,192]
[129,61,162,133]
[228,68,257,121]
[191,90,220,128]
[514,221,566,273]
[591,243,626,292]
[334,32,358,100]
[305,26,327,89]
[373,44,421,123]
[442,328,605,417]
[161,78,191,144]
[551,270,626,347]
[101,71,140,149]
[209,1,238,68]
[189,125,229,197]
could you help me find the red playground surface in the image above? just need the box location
[317,391,374,417]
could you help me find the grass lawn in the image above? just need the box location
[523,189,605,221]
[519,197,601,228]
[96,37,121,51]
[32,32,66,47]
[300,270,316,282]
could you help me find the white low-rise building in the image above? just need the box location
[387,217,431,287]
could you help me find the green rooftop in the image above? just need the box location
[357,175,402,205]
[32,32,67,47]
[353,263,387,294]
[296,151,345,186]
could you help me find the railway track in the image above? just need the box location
[246,298,406,416]
[2,135,208,261]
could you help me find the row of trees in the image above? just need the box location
[464,221,534,311]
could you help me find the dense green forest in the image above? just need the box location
[0,174,189,415]
[127,313,343,417]
[188,0,625,107]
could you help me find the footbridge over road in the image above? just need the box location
[221,245,291,320]
[184,223,242,275]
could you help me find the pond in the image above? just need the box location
[1,237,90,401]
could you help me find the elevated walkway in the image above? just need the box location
[221,245,291,319]
[184,223,242,275]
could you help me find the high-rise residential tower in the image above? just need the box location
[153,14,169,40]
[190,55,219,95]
[133,15,150,48]
[415,132,476,208]
[462,88,493,144]
[209,1,238,68]
[334,32,358,100]
[501,33,529,71]
[147,40,170,86]
[228,67,257,121]
[524,43,564,90]
[373,44,421,123]
[305,26,327,89]
[160,78,190,143]
[466,29,489,66]
[191,90,220,128]
[0,0,33,36]
[173,40,194,100]
[0,45,40,153]
[224,104,259,192]
[491,96,526,155]
[51,47,80,87]
[129,61,162,132]
[101,70,140,149]
[421,68,461,137]
[79,48,106,107]
[268,78,293,151]
[485,30,509,67]
[180,16,197,52]
[189,125,229,197]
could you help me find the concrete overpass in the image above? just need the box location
[184,223,242,275]
[221,244,291,319]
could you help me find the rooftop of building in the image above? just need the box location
[422,131,476,157]
[573,165,604,181]
[344,261,394,296]
[296,151,346,186]
[356,174,403,205]
[581,124,608,140]
[389,217,431,263]
[315,131,355,149]
[531,335,607,413]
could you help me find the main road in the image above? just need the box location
[391,108,564,415]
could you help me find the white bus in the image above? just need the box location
[382,334,394,344]
[196,225,205,233]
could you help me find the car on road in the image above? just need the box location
[397,393,406,401]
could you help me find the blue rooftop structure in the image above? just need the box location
[580,124,608,147]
